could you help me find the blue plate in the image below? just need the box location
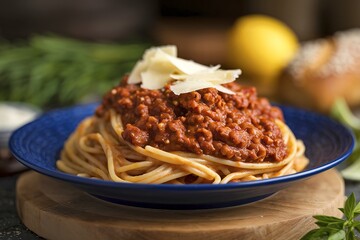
[9,103,354,209]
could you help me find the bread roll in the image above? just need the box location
[279,29,360,112]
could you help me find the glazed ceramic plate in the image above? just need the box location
[9,103,354,209]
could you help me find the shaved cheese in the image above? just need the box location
[171,70,241,84]
[128,45,242,94]
[170,77,236,95]
[128,60,146,84]
[214,85,236,95]
[170,80,219,95]
[128,46,177,84]
[155,45,177,57]
[165,55,209,74]
[141,70,172,90]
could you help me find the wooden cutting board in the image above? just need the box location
[16,169,344,240]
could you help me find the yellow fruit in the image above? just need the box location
[228,15,299,80]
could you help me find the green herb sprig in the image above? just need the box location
[0,35,149,108]
[301,193,360,240]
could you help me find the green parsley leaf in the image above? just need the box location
[313,215,345,224]
[338,208,345,214]
[328,230,345,240]
[344,193,356,220]
[301,193,360,240]
[300,228,331,240]
[353,201,360,217]
[345,230,355,240]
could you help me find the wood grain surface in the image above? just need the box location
[16,169,344,240]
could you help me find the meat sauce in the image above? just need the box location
[96,76,287,163]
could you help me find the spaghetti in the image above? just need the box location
[57,109,309,184]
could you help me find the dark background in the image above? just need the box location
[0,0,359,41]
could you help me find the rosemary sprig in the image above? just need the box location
[0,35,149,108]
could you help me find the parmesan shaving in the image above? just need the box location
[170,70,240,84]
[128,45,241,95]
[165,55,209,74]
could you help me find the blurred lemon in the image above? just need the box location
[228,15,299,81]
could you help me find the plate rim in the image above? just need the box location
[9,103,355,191]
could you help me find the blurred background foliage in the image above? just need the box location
[0,36,148,107]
